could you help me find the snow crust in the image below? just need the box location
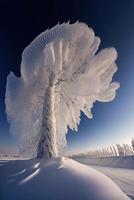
[0,158,130,200]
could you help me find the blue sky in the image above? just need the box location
[0,0,134,155]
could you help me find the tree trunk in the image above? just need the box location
[37,72,57,159]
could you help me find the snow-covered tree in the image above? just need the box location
[131,138,134,152]
[5,22,119,159]
[116,144,125,156]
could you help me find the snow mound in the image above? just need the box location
[0,158,130,200]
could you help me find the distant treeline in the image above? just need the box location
[71,138,134,158]
[0,154,20,158]
[0,154,28,158]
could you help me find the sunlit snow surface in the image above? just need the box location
[0,158,130,200]
[74,157,134,200]
[90,166,134,200]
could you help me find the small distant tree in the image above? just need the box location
[116,144,125,156]
[109,146,114,156]
[131,138,134,152]
[112,146,118,156]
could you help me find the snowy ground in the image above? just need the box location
[88,165,134,200]
[0,158,130,200]
[75,159,134,200]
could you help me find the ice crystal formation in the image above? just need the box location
[5,22,120,158]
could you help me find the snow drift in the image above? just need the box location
[0,158,130,200]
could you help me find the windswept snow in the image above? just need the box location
[0,158,130,200]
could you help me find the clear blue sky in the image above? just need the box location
[0,0,134,155]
